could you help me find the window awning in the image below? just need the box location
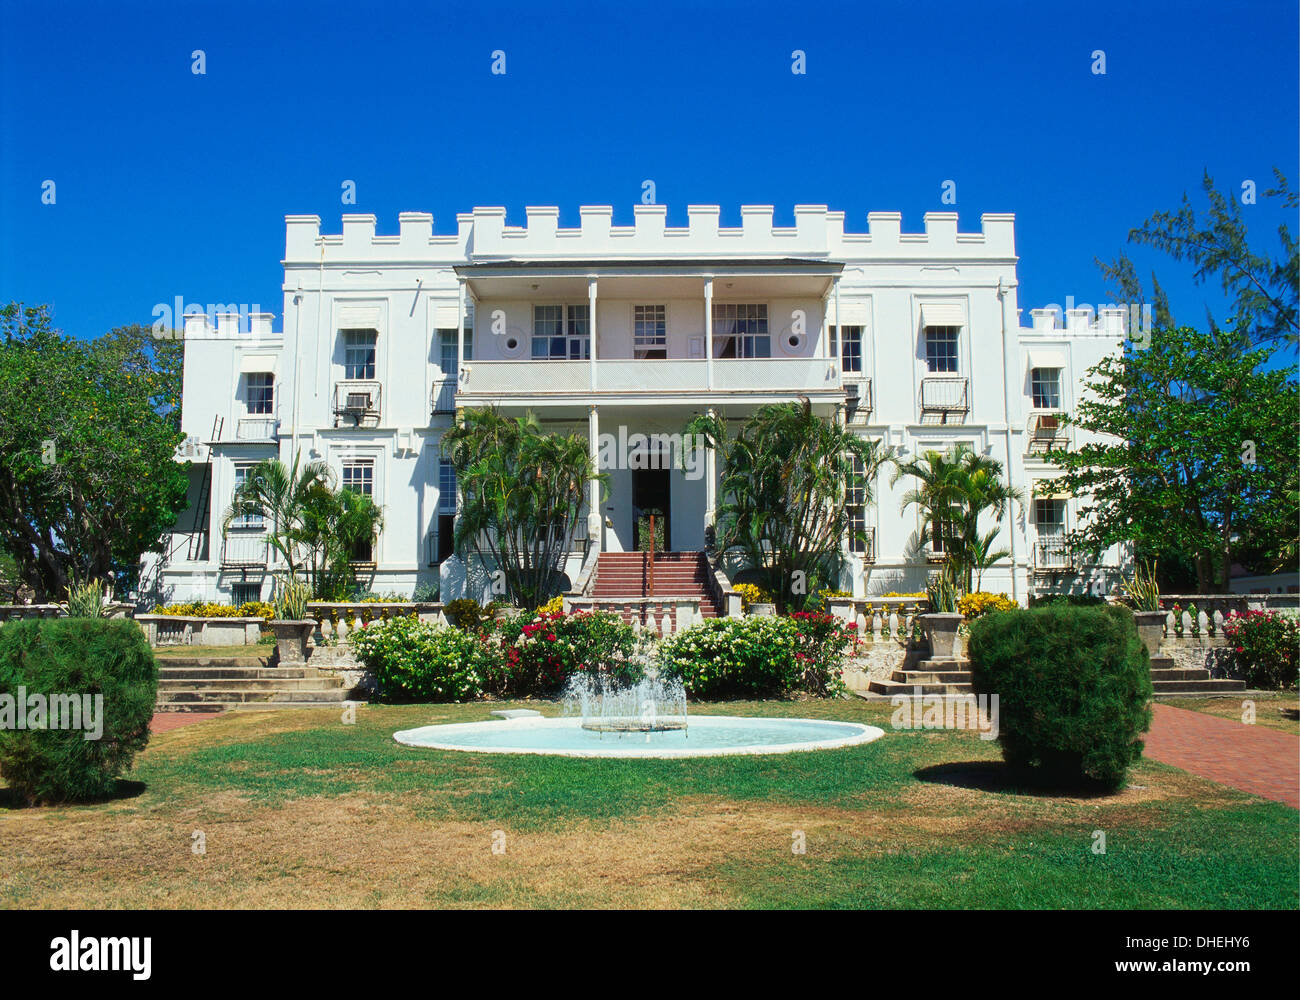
[1026,346,1069,371]
[832,300,870,325]
[238,354,278,374]
[1033,483,1073,499]
[919,302,965,328]
[433,302,462,328]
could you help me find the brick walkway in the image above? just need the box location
[1145,703,1299,808]
[150,711,222,735]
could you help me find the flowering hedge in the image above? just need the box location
[1221,610,1299,690]
[489,609,639,697]
[958,592,1016,621]
[149,601,275,622]
[350,614,492,701]
[658,614,849,699]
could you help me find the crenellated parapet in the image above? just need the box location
[283,207,1019,263]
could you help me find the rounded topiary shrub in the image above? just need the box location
[0,618,158,804]
[967,604,1153,789]
[349,614,493,702]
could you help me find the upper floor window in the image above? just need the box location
[532,304,590,360]
[438,459,457,514]
[437,328,472,377]
[342,329,377,380]
[232,462,263,528]
[837,326,864,374]
[1031,367,1062,409]
[341,459,374,497]
[713,303,769,359]
[245,372,274,414]
[924,326,959,373]
[634,305,667,359]
[1034,498,1066,533]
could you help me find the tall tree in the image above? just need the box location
[0,303,190,600]
[1097,169,1298,350]
[1046,327,1298,592]
[442,407,602,607]
[687,399,889,611]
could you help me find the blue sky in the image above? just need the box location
[1,0,1296,340]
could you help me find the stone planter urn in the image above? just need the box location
[269,619,316,665]
[748,602,776,617]
[1132,610,1167,658]
[827,598,855,622]
[919,612,964,660]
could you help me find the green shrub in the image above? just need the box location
[412,580,439,603]
[968,604,1152,788]
[491,609,640,697]
[1222,610,1299,689]
[443,598,486,632]
[659,616,801,699]
[0,619,157,804]
[1028,593,1105,608]
[349,615,493,702]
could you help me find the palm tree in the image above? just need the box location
[687,398,890,611]
[292,484,386,599]
[442,406,604,607]
[221,454,332,577]
[893,445,1022,592]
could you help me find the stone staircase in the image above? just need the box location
[1149,657,1246,695]
[591,552,721,620]
[155,654,353,712]
[867,658,973,696]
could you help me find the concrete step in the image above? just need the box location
[891,670,973,685]
[867,678,974,696]
[1149,667,1213,681]
[158,688,351,705]
[158,677,344,692]
[158,666,320,680]
[154,655,271,668]
[1152,678,1247,693]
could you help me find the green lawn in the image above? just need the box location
[1,699,1295,908]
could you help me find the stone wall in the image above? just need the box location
[841,644,925,694]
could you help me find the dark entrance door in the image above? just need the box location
[632,468,671,551]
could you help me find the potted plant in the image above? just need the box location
[1122,561,1165,657]
[269,575,317,665]
[919,567,964,659]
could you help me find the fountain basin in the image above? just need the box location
[393,715,884,758]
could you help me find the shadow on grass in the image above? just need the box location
[0,779,147,809]
[914,761,1122,800]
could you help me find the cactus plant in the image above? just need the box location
[273,574,312,621]
[1121,560,1160,612]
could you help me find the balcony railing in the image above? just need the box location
[1034,536,1071,570]
[456,358,842,398]
[431,378,457,414]
[333,380,382,427]
[235,416,278,441]
[843,376,873,417]
[1026,411,1067,454]
[220,531,270,568]
[920,376,969,422]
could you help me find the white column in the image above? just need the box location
[704,406,717,531]
[588,276,598,391]
[704,277,714,390]
[587,404,602,547]
[832,276,841,363]
[455,279,466,373]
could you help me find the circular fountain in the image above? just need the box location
[393,672,884,759]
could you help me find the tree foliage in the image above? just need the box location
[1046,327,1298,592]
[0,303,189,600]
[442,407,601,607]
[1098,169,1298,350]
[687,399,888,610]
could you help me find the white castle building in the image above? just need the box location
[141,205,1128,610]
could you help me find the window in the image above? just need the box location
[341,460,374,497]
[1031,367,1062,409]
[712,303,770,358]
[929,518,957,554]
[837,326,864,374]
[437,459,457,563]
[342,329,377,379]
[634,305,667,359]
[532,304,590,360]
[245,372,274,414]
[437,328,472,377]
[1034,498,1066,533]
[230,582,261,606]
[231,462,262,528]
[925,326,959,373]
[846,453,869,554]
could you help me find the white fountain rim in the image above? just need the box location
[393,715,885,759]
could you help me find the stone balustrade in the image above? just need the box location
[308,602,444,643]
[564,597,702,636]
[0,603,132,623]
[1156,594,1298,639]
[135,614,263,646]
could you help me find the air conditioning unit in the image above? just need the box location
[844,381,860,400]
[344,391,372,412]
